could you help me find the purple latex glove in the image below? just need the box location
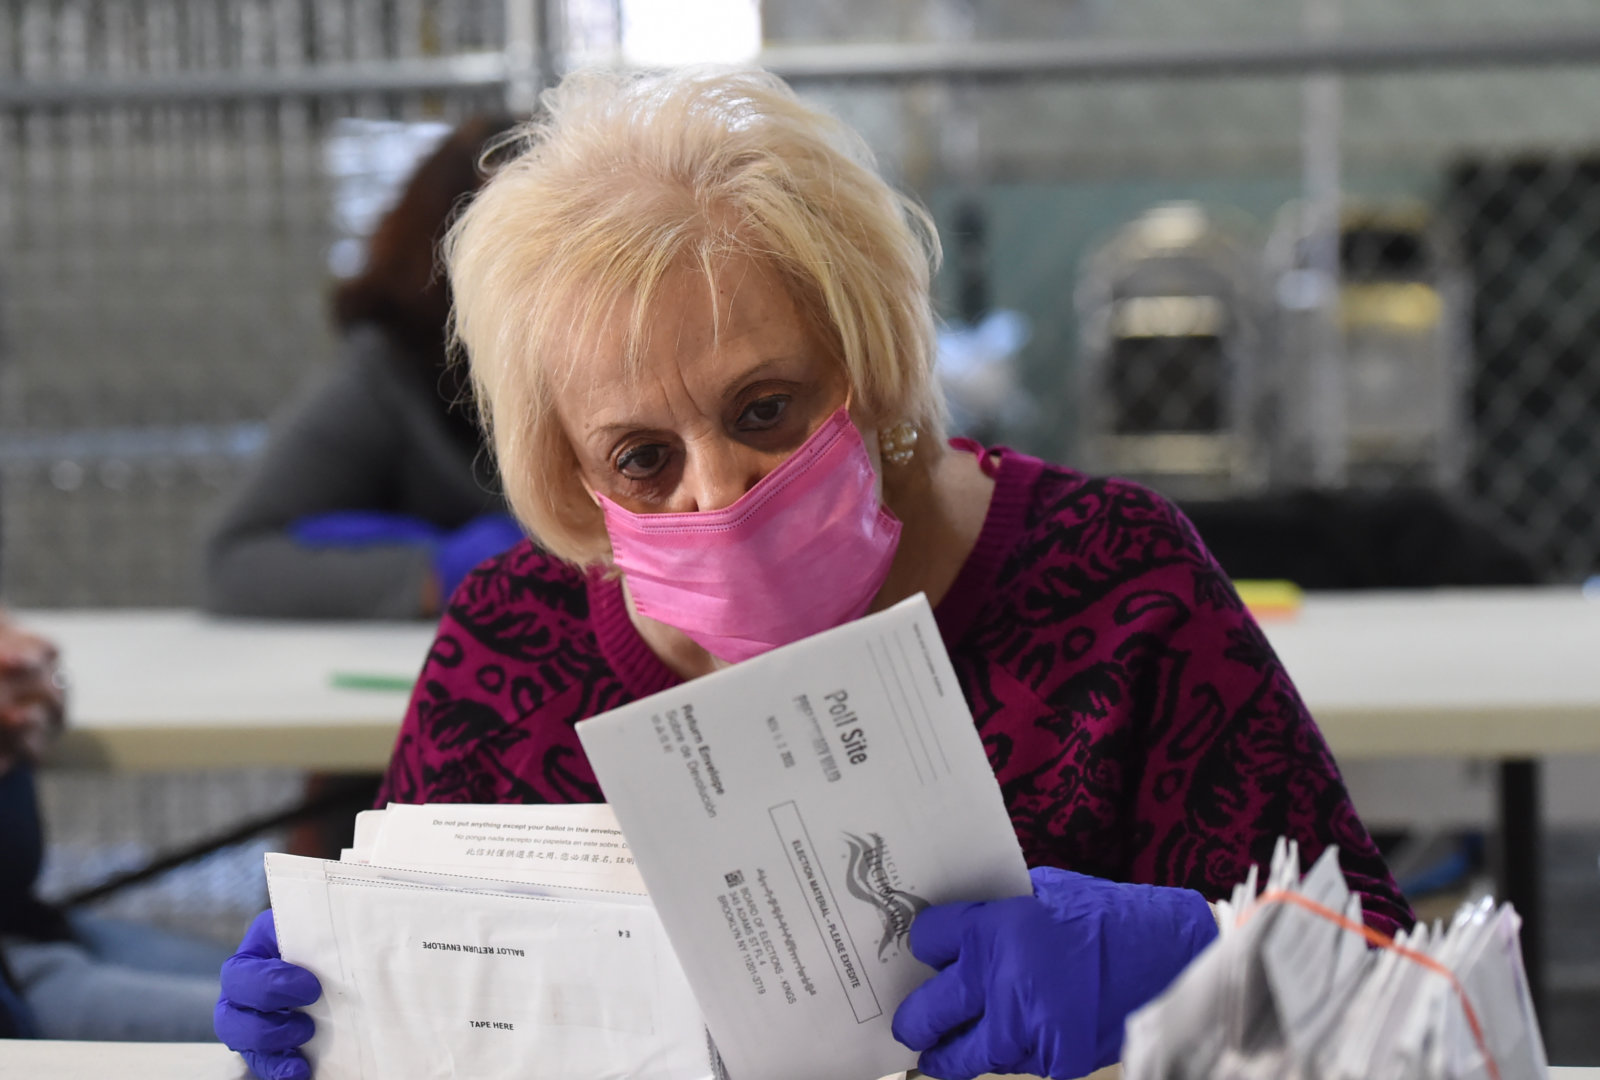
[289,511,443,548]
[891,867,1218,1080]
[432,513,525,600]
[214,910,322,1080]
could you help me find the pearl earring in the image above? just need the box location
[878,423,919,466]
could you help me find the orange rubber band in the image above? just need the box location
[1238,889,1502,1080]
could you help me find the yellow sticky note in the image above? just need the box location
[1234,579,1303,619]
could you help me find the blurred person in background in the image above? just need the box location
[203,115,525,620]
[0,609,227,1040]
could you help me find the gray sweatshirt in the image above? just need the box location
[203,325,504,618]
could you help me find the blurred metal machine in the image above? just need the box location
[1265,201,1469,489]
[1075,202,1270,498]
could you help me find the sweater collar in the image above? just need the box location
[932,440,1039,649]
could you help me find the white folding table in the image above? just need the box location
[21,610,432,771]
[24,589,1600,771]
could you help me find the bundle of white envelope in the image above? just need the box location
[266,803,724,1080]
[265,596,1035,1080]
[1123,838,1548,1080]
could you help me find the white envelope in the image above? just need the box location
[575,595,1033,1080]
[360,803,648,894]
[266,853,718,1080]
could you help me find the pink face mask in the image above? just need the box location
[597,405,902,664]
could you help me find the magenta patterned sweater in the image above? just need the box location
[378,444,1413,936]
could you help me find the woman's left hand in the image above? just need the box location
[891,866,1219,1080]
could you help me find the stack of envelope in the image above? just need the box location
[266,803,724,1080]
[1123,838,1548,1080]
[261,596,1038,1080]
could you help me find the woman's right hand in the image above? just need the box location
[214,911,322,1080]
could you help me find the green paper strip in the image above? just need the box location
[329,672,415,693]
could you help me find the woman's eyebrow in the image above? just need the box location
[716,356,803,401]
[585,419,649,450]
[582,354,810,448]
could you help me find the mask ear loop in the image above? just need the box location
[840,388,897,508]
[1237,890,1503,1080]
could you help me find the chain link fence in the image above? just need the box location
[1043,61,1600,579]
[5,2,1600,603]
[0,0,506,606]
[33,769,304,943]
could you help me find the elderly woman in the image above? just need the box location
[216,68,1410,1080]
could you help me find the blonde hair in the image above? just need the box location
[444,66,945,566]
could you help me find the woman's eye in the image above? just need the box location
[616,444,669,480]
[738,395,790,431]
